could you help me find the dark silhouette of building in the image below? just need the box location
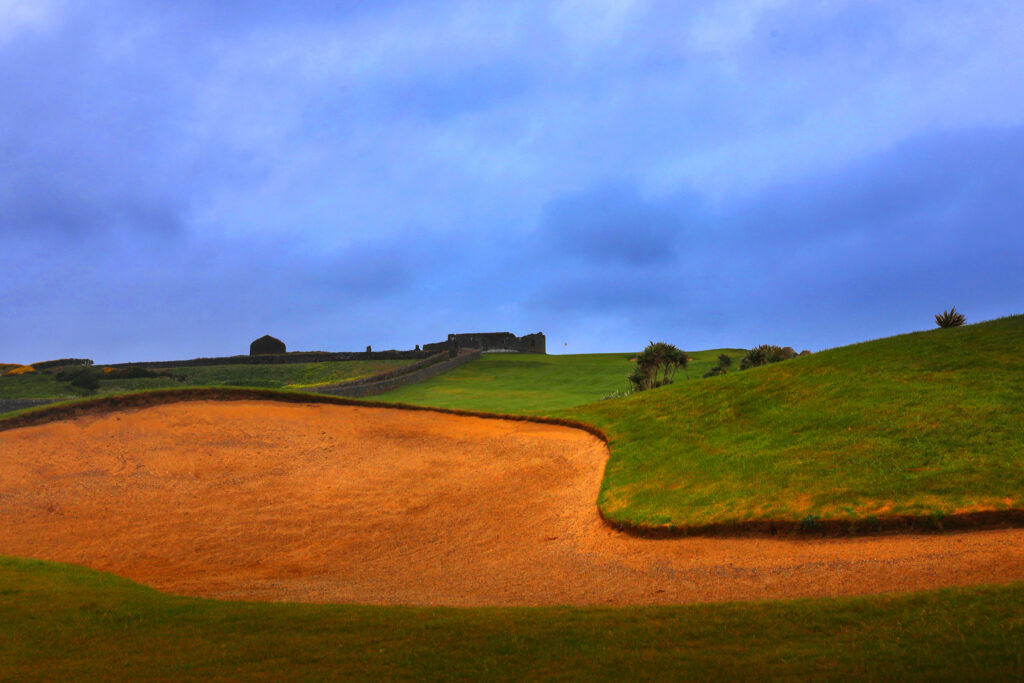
[423,331,545,355]
[250,334,286,356]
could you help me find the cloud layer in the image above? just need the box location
[2,1,1023,362]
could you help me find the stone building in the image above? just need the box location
[423,331,545,355]
[250,334,286,355]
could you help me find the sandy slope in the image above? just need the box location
[1,400,1022,606]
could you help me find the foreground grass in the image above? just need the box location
[0,359,414,402]
[568,315,1024,530]
[375,350,744,416]
[2,556,1022,680]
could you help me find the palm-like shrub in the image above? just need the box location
[739,344,797,370]
[935,307,966,328]
[629,341,691,391]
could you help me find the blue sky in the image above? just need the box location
[2,1,1023,363]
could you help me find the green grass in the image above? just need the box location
[5,321,1024,677]
[374,350,745,416]
[2,556,1022,680]
[0,370,78,399]
[566,315,1024,530]
[0,359,415,402]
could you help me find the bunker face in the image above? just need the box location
[2,400,1023,606]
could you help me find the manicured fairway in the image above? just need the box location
[2,557,1023,680]
[374,349,744,415]
[570,315,1024,531]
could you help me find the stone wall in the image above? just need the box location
[108,349,432,369]
[423,331,545,354]
[313,349,482,398]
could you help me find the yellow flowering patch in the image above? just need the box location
[6,365,36,375]
[103,367,115,374]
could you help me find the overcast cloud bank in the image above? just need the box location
[2,1,1023,362]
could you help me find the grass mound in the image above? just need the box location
[2,556,1022,680]
[374,350,744,415]
[570,315,1024,532]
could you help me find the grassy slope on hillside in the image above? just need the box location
[0,359,414,401]
[568,316,1024,529]
[2,557,1022,680]
[0,372,76,400]
[375,350,745,415]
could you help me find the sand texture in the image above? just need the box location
[2,400,1022,606]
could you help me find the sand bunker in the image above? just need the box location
[2,400,1023,606]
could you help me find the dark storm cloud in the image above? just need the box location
[538,183,701,267]
[527,126,1024,349]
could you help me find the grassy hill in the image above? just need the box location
[2,556,1022,680]
[4,318,1024,677]
[374,349,746,415]
[568,315,1024,531]
[0,359,415,402]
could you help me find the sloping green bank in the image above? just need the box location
[568,315,1024,532]
[374,350,744,415]
[2,556,1022,681]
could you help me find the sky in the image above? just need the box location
[2,0,1023,363]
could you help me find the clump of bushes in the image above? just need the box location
[629,341,691,392]
[739,344,798,370]
[703,353,734,378]
[55,366,100,393]
[935,307,966,328]
[100,365,179,380]
[33,358,93,371]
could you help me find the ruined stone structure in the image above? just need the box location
[423,331,546,355]
[249,334,286,356]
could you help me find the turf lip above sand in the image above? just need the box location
[5,386,1024,539]
[0,386,609,442]
[598,507,1024,538]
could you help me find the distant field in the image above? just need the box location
[2,556,1022,680]
[569,315,1024,531]
[0,359,415,402]
[374,349,745,415]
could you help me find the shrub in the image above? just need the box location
[56,366,100,393]
[100,365,168,380]
[717,353,732,369]
[71,372,100,392]
[739,344,797,370]
[703,366,727,378]
[629,341,691,391]
[935,307,966,328]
